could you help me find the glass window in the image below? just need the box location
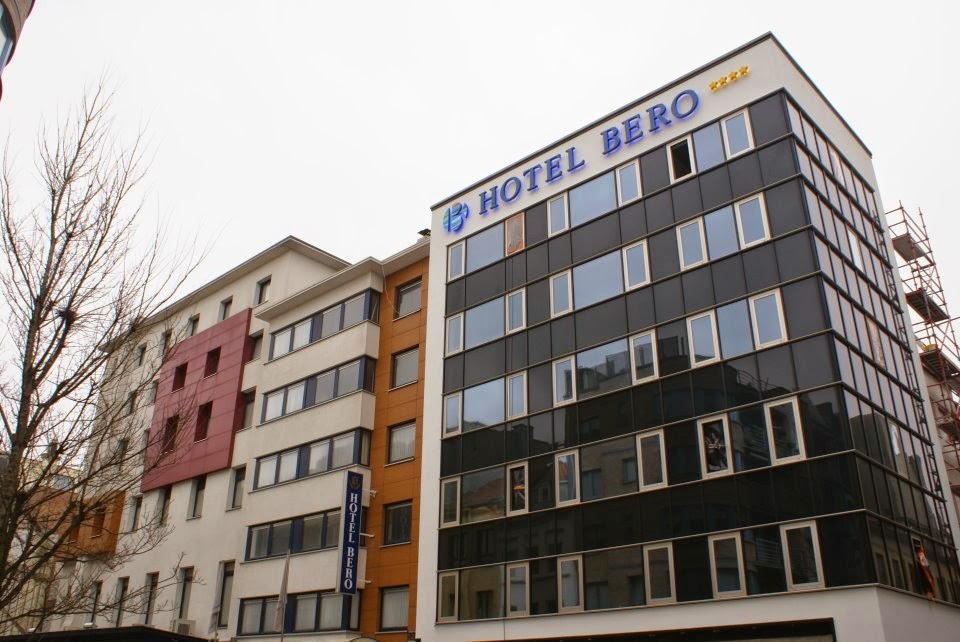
[623,240,649,289]
[687,312,719,366]
[704,205,738,260]
[443,393,461,435]
[256,456,277,488]
[506,213,525,255]
[331,433,354,468]
[553,357,575,405]
[271,521,291,554]
[507,563,529,616]
[580,436,638,500]
[459,566,503,620]
[384,502,412,545]
[507,463,527,515]
[272,328,292,358]
[638,430,666,489]
[264,391,284,421]
[550,271,572,316]
[240,599,263,634]
[308,440,330,474]
[781,522,823,590]
[321,306,341,339]
[750,290,786,348]
[723,111,753,157]
[645,544,675,603]
[576,338,630,399]
[277,450,298,483]
[440,478,459,526]
[558,556,583,612]
[292,320,311,351]
[569,171,617,228]
[343,294,364,328]
[766,398,804,463]
[506,290,525,333]
[389,422,416,463]
[616,161,641,204]
[709,533,745,597]
[668,137,695,182]
[448,242,465,280]
[396,281,422,318]
[392,348,419,387]
[438,572,458,621]
[465,297,505,349]
[716,300,753,359]
[380,586,409,630]
[573,251,624,309]
[249,525,269,559]
[320,592,342,630]
[463,379,504,431]
[631,331,657,383]
[693,122,724,171]
[699,415,731,477]
[556,451,579,505]
[294,594,317,631]
[446,314,463,354]
[301,515,324,551]
[678,219,706,269]
[285,382,305,414]
[548,194,569,236]
[506,373,526,419]
[466,223,504,273]
[461,467,505,523]
[735,195,769,247]
[848,229,864,270]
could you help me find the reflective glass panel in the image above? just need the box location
[737,197,766,245]
[463,379,504,431]
[704,205,738,259]
[465,297,504,349]
[570,172,617,227]
[693,123,724,171]
[725,112,751,156]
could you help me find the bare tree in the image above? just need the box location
[0,83,201,632]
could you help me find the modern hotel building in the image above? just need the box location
[419,34,960,642]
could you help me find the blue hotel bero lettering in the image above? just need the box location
[338,471,363,594]
[443,87,699,234]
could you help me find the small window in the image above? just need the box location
[506,462,527,516]
[506,372,526,419]
[630,331,657,383]
[125,392,137,416]
[440,478,460,526]
[549,271,572,317]
[384,501,413,545]
[219,297,233,321]
[722,110,754,158]
[204,347,221,377]
[548,194,569,236]
[505,212,525,255]
[255,277,271,305]
[506,563,529,617]
[781,521,823,590]
[708,533,745,597]
[135,345,146,367]
[668,136,695,182]
[678,219,706,269]
[438,572,458,621]
[622,240,649,290]
[557,556,583,612]
[698,415,731,477]
[187,315,199,337]
[392,347,419,388]
[848,228,864,271]
[644,543,675,604]
[552,357,575,405]
[448,242,465,281]
[241,390,255,429]
[765,398,805,464]
[555,450,579,506]
[396,280,422,318]
[637,430,667,490]
[735,195,769,248]
[263,390,284,422]
[194,402,212,441]
[388,422,416,463]
[230,467,245,509]
[445,313,463,355]
[160,330,172,356]
[247,332,263,361]
[148,381,158,404]
[749,290,786,348]
[189,476,205,518]
[616,161,641,204]
[161,416,178,454]
[291,319,311,351]
[380,586,409,631]
[687,311,719,366]
[443,393,461,436]
[505,289,525,333]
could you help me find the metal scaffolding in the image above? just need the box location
[887,204,960,509]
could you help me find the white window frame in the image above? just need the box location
[505,289,526,334]
[548,193,569,237]
[506,462,528,516]
[847,228,864,271]
[721,109,755,159]
[644,542,676,605]
[443,393,462,436]
[697,414,732,478]
[708,532,746,598]
[437,571,458,622]
[764,397,806,464]
[447,241,465,281]
[622,240,650,291]
[667,135,697,184]
[506,372,527,420]
[552,356,576,406]
[687,311,720,367]
[549,270,573,317]
[781,521,824,591]
[556,555,584,613]
[555,450,580,507]
[505,562,530,617]
[629,330,658,384]
[439,478,460,527]
[749,289,787,349]
[445,313,463,355]
[677,218,707,270]
[734,194,770,249]
[636,429,668,491]
[615,160,642,205]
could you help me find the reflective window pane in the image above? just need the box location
[647,546,673,600]
[679,220,705,267]
[549,196,567,235]
[569,172,617,227]
[624,242,648,288]
[463,379,504,431]
[336,360,361,396]
[444,395,461,434]
[717,300,753,359]
[396,281,422,318]
[576,339,630,399]
[273,329,292,358]
[507,374,526,418]
[639,433,664,487]
[554,358,574,404]
[448,243,464,280]
[446,315,462,354]
[465,298,504,349]
[559,558,581,609]
[737,197,767,246]
[785,526,820,586]
[704,205,738,260]
[506,214,525,255]
[724,112,751,156]
[461,467,505,523]
[573,251,624,309]
[752,292,785,346]
[439,574,457,619]
[693,123,724,171]
[441,480,459,524]
[551,273,571,315]
[459,566,503,619]
[466,223,504,273]
[389,422,415,463]
[700,418,729,474]
[632,333,656,381]
[392,348,419,387]
[557,452,578,503]
[301,515,324,551]
[769,401,801,460]
[618,163,640,203]
[689,314,717,364]
[713,536,742,593]
[294,594,317,631]
[506,291,524,332]
[249,525,269,559]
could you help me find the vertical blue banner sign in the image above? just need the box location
[338,471,363,594]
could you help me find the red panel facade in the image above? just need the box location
[141,309,251,492]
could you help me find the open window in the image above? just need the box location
[668,136,696,183]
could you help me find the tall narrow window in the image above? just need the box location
[135,345,146,367]
[219,297,233,321]
[678,219,706,269]
[395,280,422,318]
[172,363,187,391]
[507,563,529,616]
[709,533,745,597]
[765,398,805,463]
[189,476,205,518]
[553,357,575,405]
[242,390,255,429]
[722,110,753,158]
[558,556,583,612]
[645,544,675,604]
[637,430,667,489]
[128,496,142,531]
[505,212,525,255]
[505,289,525,333]
[446,314,463,355]
[623,240,649,289]
[438,572,458,622]
[187,315,199,337]
[231,467,245,509]
[548,194,569,236]
[555,451,579,506]
[158,486,171,525]
[247,332,263,361]
[507,463,527,515]
[668,137,695,182]
[735,195,769,248]
[255,277,271,305]
[443,393,461,436]
[177,567,194,619]
[440,478,460,526]
[194,402,212,441]
[380,586,409,631]
[687,312,719,366]
[550,271,572,317]
[160,330,172,356]
[630,331,657,383]
[698,415,731,477]
[750,290,786,348]
[161,415,179,454]
[217,562,234,628]
[448,242,465,280]
[506,372,526,419]
[89,581,102,623]
[116,577,129,625]
[781,522,823,590]
[384,501,413,545]
[144,573,158,625]
[616,161,641,204]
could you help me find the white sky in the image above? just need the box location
[2,1,959,306]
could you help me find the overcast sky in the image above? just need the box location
[2,1,959,305]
